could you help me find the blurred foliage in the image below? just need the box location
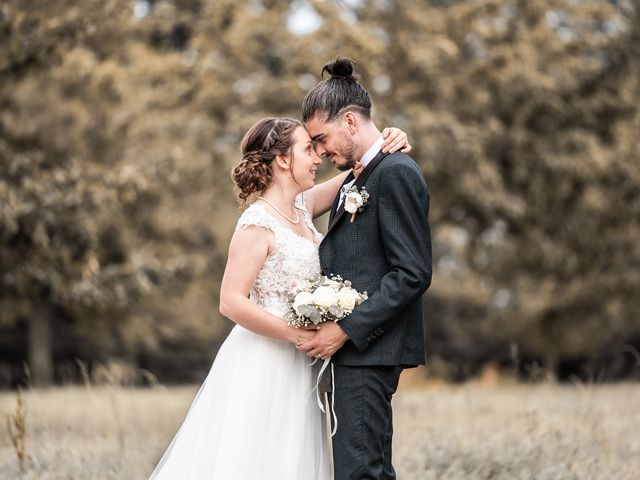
[0,0,638,385]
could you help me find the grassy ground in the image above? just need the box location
[0,377,638,480]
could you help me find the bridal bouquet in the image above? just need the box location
[286,275,368,327]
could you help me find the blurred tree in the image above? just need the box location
[1,0,639,385]
[290,0,640,378]
[0,0,222,385]
[345,0,640,378]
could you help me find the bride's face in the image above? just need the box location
[288,126,322,191]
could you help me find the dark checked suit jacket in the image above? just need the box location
[318,149,432,367]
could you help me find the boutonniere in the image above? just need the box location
[343,186,370,223]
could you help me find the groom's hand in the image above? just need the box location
[298,322,349,360]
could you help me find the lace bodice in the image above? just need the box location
[235,195,323,318]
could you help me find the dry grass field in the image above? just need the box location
[1,375,638,480]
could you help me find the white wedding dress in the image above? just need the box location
[149,197,328,479]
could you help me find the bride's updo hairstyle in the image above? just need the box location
[232,117,303,203]
[301,56,372,123]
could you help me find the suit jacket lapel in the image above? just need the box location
[325,150,390,235]
[329,171,355,224]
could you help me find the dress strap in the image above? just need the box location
[295,193,323,243]
[294,193,306,211]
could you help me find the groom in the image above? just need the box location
[298,57,432,479]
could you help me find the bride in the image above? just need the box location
[148,117,410,479]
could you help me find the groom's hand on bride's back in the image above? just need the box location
[298,322,349,360]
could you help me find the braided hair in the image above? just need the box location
[232,117,303,203]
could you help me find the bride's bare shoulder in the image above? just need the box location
[233,204,276,253]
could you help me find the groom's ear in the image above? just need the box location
[344,111,358,135]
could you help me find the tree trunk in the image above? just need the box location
[28,307,53,386]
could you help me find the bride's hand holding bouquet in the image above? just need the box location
[288,275,367,359]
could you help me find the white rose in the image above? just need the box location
[312,285,338,309]
[337,287,359,313]
[293,291,314,314]
[344,192,363,213]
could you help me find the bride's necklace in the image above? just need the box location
[257,196,299,224]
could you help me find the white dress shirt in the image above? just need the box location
[337,135,384,209]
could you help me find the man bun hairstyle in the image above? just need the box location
[302,56,372,123]
[321,56,359,81]
[232,117,302,203]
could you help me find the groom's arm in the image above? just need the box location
[339,159,432,352]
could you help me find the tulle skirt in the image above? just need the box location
[149,324,328,479]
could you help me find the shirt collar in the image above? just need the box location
[359,135,384,168]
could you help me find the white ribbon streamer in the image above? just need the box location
[307,356,338,436]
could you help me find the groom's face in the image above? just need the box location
[306,114,358,172]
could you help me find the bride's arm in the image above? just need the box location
[304,170,350,219]
[219,225,315,345]
[305,127,412,219]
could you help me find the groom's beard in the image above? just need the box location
[331,134,358,172]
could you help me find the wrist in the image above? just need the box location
[284,325,299,344]
[337,323,349,341]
